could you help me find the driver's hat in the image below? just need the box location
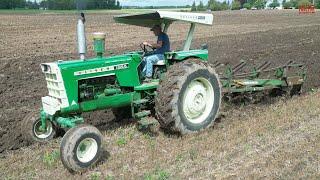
[150,24,162,31]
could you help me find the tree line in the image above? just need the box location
[0,0,122,10]
[191,0,242,11]
[191,0,319,11]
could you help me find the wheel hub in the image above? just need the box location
[33,119,53,139]
[182,78,214,124]
[76,138,98,163]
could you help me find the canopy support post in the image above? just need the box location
[163,22,171,33]
[183,23,195,51]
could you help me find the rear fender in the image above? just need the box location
[167,49,209,62]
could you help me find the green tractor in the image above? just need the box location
[23,11,305,172]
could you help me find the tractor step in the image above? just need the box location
[133,99,149,105]
[134,110,151,119]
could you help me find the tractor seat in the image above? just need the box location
[155,59,165,66]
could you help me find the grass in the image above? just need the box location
[144,168,170,180]
[42,150,60,167]
[0,92,319,179]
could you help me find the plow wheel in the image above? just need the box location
[22,111,56,143]
[60,124,103,173]
[155,59,222,134]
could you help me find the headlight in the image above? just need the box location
[41,64,51,72]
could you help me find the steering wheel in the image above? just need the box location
[140,43,154,56]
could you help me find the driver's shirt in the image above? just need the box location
[154,32,170,55]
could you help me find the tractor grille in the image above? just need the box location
[41,63,69,115]
[45,72,63,102]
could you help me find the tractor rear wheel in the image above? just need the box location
[155,59,221,134]
[23,111,56,143]
[60,125,103,173]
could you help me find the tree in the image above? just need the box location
[191,1,197,11]
[25,0,40,9]
[0,0,25,9]
[207,0,229,11]
[116,1,121,9]
[38,0,122,10]
[243,2,252,9]
[253,0,267,9]
[282,0,286,5]
[198,0,205,11]
[283,1,293,8]
[316,0,320,9]
[221,1,229,9]
[297,0,312,7]
[231,0,241,10]
[269,0,280,8]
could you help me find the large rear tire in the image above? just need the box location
[23,111,56,143]
[155,59,222,134]
[60,125,103,173]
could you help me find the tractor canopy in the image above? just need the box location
[114,11,213,51]
[113,11,213,28]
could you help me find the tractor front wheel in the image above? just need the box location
[23,112,56,143]
[60,125,103,173]
[155,59,222,134]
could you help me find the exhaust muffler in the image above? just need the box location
[77,12,86,60]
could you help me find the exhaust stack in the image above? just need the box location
[77,13,86,60]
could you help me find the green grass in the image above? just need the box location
[0,8,190,15]
[42,150,60,167]
[144,168,170,180]
[116,136,127,146]
[90,172,101,180]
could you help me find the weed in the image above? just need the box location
[89,172,101,180]
[244,143,252,154]
[144,168,170,180]
[116,136,127,146]
[175,153,184,162]
[43,150,60,167]
[4,176,13,180]
[188,148,198,161]
[105,175,115,180]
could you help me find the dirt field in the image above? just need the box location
[0,10,320,179]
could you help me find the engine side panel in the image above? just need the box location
[57,54,141,112]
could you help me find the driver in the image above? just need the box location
[142,24,170,81]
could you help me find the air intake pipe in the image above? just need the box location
[93,32,106,58]
[77,12,86,60]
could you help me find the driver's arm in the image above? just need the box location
[143,41,163,49]
[150,41,163,49]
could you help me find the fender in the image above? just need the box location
[168,49,209,61]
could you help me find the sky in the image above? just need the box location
[118,0,210,6]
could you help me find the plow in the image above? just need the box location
[23,11,306,172]
[215,60,305,97]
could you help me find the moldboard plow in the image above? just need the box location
[213,60,305,101]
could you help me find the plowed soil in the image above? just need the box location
[0,10,319,153]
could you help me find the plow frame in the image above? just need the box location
[214,60,306,94]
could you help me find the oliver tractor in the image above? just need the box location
[23,11,306,172]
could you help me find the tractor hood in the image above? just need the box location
[56,54,138,69]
